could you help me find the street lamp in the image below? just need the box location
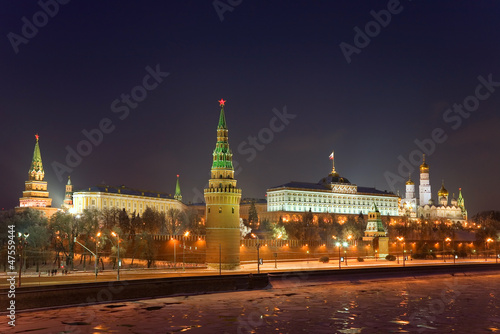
[274,233,282,269]
[111,231,120,280]
[17,232,29,288]
[336,241,348,269]
[486,238,494,262]
[343,241,348,266]
[397,236,405,267]
[183,231,190,271]
[445,237,452,264]
[95,232,101,279]
[335,242,341,269]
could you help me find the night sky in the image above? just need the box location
[1,1,499,215]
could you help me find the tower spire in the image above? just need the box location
[217,99,227,129]
[63,175,74,209]
[174,174,182,202]
[29,133,45,181]
[212,99,233,170]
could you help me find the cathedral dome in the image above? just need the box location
[406,178,414,185]
[420,154,429,173]
[438,181,448,197]
[420,162,429,173]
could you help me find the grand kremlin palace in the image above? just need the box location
[262,153,400,223]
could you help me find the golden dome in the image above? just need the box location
[406,175,414,185]
[420,154,429,173]
[438,181,448,197]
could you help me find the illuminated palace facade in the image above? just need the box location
[72,176,186,216]
[264,152,399,222]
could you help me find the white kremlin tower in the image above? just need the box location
[419,154,432,206]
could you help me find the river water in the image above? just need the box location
[4,271,500,333]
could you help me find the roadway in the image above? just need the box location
[1,256,498,288]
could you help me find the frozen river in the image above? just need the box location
[3,271,500,333]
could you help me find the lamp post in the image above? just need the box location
[111,231,120,280]
[182,231,190,271]
[486,238,493,262]
[173,238,176,268]
[95,232,101,279]
[18,232,29,288]
[397,236,405,267]
[346,235,352,266]
[445,237,451,264]
[274,234,282,269]
[252,233,261,274]
[344,241,349,266]
[335,241,348,269]
[257,242,261,274]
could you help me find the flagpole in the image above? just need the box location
[329,151,336,174]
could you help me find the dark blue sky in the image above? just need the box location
[1,1,499,215]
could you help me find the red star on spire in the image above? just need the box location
[35,134,39,141]
[218,99,226,107]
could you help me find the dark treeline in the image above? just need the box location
[0,207,204,271]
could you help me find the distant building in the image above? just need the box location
[62,176,74,210]
[263,151,399,223]
[72,179,186,216]
[400,155,467,224]
[15,134,59,218]
[362,204,389,257]
[239,198,267,227]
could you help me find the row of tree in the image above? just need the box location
[249,209,500,248]
[0,206,204,272]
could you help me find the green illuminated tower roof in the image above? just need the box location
[174,174,182,201]
[458,188,465,211]
[212,99,234,170]
[218,103,227,129]
[29,134,45,181]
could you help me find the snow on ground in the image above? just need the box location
[3,271,500,333]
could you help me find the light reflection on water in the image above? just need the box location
[14,273,500,333]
